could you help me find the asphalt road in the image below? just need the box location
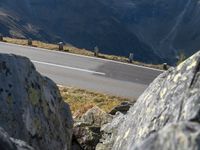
[0,42,163,99]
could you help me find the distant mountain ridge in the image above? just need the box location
[0,0,200,64]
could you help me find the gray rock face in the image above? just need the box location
[96,112,125,150]
[0,54,73,150]
[97,50,200,150]
[133,122,200,150]
[112,50,200,150]
[74,106,113,150]
[81,106,113,127]
[0,127,34,150]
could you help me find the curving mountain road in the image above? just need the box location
[0,42,163,99]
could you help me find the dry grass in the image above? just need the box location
[3,37,164,70]
[4,37,94,55]
[59,86,130,117]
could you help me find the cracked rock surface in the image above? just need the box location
[0,54,73,150]
[132,122,200,150]
[0,127,34,150]
[97,51,200,150]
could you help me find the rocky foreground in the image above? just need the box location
[0,54,73,150]
[0,50,200,150]
[96,50,200,150]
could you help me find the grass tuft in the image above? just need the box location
[59,86,130,118]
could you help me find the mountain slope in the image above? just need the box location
[0,0,200,64]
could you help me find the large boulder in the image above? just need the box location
[132,122,200,150]
[0,54,73,150]
[112,50,200,149]
[97,50,200,150]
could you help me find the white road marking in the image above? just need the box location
[32,60,106,75]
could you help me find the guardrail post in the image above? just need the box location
[0,34,3,41]
[94,46,99,57]
[28,38,32,46]
[58,42,64,51]
[129,53,134,63]
[163,63,168,70]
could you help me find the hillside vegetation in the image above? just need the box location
[59,86,130,118]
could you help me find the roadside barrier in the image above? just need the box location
[0,34,3,41]
[129,53,134,63]
[163,63,168,70]
[58,42,64,50]
[94,46,99,57]
[28,38,32,46]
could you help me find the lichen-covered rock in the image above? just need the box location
[96,112,125,150]
[0,54,73,150]
[0,127,34,150]
[97,51,200,150]
[81,106,113,126]
[96,51,200,150]
[74,106,113,150]
[112,51,200,150]
[133,122,200,150]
